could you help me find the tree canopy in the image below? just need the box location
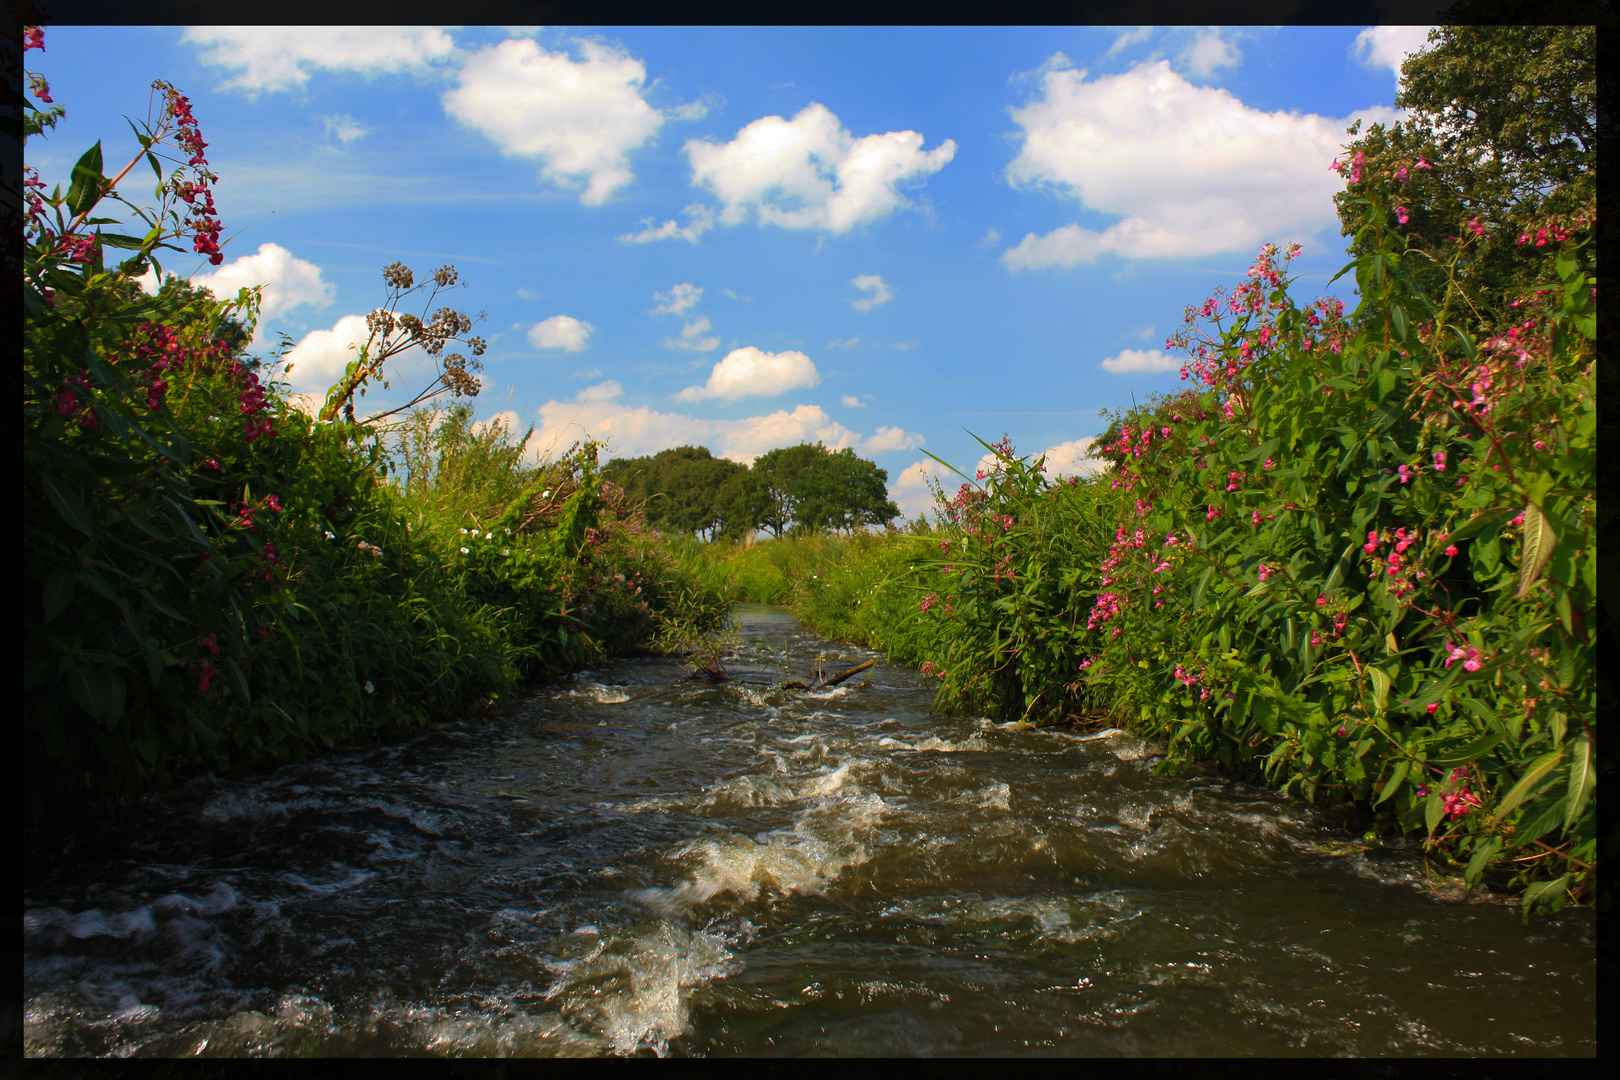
[1332,18,1596,326]
[602,442,898,539]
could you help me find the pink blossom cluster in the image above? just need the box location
[1443,641,1483,671]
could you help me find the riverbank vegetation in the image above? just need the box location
[22,50,725,819]
[682,24,1601,918]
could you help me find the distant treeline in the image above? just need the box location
[601,443,900,541]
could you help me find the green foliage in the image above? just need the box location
[1333,21,1596,324]
[22,72,724,820]
[782,26,1599,917]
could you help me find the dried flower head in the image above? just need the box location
[383,262,414,290]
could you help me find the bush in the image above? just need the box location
[22,64,724,819]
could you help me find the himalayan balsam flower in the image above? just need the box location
[1396,206,1410,224]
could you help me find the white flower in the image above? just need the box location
[364,680,375,694]
[460,546,470,554]
[324,530,335,540]
[542,490,551,499]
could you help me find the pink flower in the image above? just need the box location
[1427,702,1439,714]
[1415,156,1431,170]
[1395,206,1409,224]
[1258,563,1273,581]
[1444,544,1458,557]
[1395,165,1409,183]
[24,25,44,50]
[1442,788,1481,819]
[1433,450,1446,471]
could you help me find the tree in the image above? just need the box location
[1332,19,1596,326]
[752,443,898,535]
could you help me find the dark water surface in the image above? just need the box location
[24,605,1595,1057]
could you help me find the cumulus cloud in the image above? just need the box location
[675,347,819,402]
[187,242,335,323]
[526,387,874,465]
[618,203,715,244]
[891,458,953,519]
[662,316,720,352]
[472,409,522,438]
[862,425,923,453]
[278,313,435,399]
[1001,59,1403,269]
[840,394,866,407]
[1099,348,1179,373]
[651,282,703,317]
[685,102,957,233]
[850,274,894,312]
[1039,437,1109,478]
[444,37,664,205]
[182,26,458,94]
[529,315,594,351]
[319,113,370,144]
[1353,25,1436,85]
[1178,28,1241,77]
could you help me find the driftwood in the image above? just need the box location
[782,659,874,692]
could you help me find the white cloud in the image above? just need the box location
[443,37,664,205]
[685,102,957,233]
[892,458,953,519]
[526,391,870,466]
[827,337,861,351]
[1104,27,1154,58]
[188,242,335,322]
[862,425,923,453]
[662,315,720,352]
[850,274,894,312]
[472,409,521,438]
[1039,437,1108,478]
[528,314,594,351]
[1353,25,1436,86]
[278,313,435,399]
[1136,325,1156,340]
[1099,348,1179,373]
[979,227,1002,248]
[722,288,751,302]
[182,26,458,94]
[675,346,819,402]
[618,203,715,244]
[318,113,370,144]
[840,394,866,407]
[572,366,603,380]
[651,282,703,317]
[1178,28,1241,77]
[1001,59,1403,269]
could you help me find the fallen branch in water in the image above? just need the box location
[782,659,874,691]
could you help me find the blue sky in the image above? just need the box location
[27,24,1436,518]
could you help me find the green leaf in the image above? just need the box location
[225,657,252,705]
[1389,304,1409,343]
[66,663,109,721]
[1486,748,1567,829]
[1563,734,1593,832]
[1425,731,1506,768]
[1369,666,1391,712]
[42,474,96,538]
[1463,835,1502,886]
[43,566,77,622]
[1519,874,1571,916]
[1375,758,1410,805]
[1321,540,1357,594]
[66,141,106,217]
[1424,792,1444,835]
[1515,502,1556,599]
[98,233,149,250]
[1507,782,1570,849]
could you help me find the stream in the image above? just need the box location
[23,605,1596,1057]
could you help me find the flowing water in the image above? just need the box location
[23,605,1595,1057]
